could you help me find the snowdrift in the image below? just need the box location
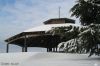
[0,52,100,66]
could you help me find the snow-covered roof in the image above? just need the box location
[24,23,80,32]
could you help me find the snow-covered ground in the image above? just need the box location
[0,52,100,66]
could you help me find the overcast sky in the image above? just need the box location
[0,0,80,53]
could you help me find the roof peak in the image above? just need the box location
[43,18,75,24]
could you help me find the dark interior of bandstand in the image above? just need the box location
[5,18,75,53]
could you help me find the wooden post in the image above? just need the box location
[53,48,55,52]
[24,35,27,52]
[6,44,9,53]
[47,48,48,52]
[56,47,57,52]
[49,48,52,52]
[22,47,24,52]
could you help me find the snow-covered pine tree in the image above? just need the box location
[49,24,100,56]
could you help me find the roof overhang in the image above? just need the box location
[5,23,80,48]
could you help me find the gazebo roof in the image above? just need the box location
[24,23,80,32]
[43,18,75,24]
[5,23,80,46]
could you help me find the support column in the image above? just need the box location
[53,48,55,52]
[56,47,57,52]
[47,48,52,52]
[24,35,27,52]
[47,48,49,52]
[6,44,9,53]
[22,47,24,52]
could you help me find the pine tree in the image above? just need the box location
[70,0,100,25]
[49,24,100,56]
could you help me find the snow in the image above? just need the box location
[0,52,100,66]
[58,39,78,52]
[24,23,80,32]
[58,42,65,51]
